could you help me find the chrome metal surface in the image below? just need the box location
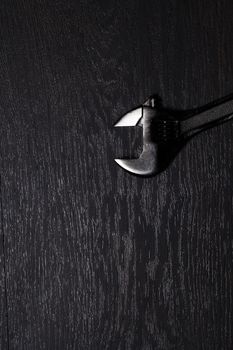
[114,95,233,177]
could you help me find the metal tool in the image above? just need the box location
[114,94,233,176]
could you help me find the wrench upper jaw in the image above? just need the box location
[114,107,143,127]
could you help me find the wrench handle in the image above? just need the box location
[180,95,233,137]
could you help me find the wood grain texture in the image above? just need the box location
[0,0,233,349]
[0,188,8,350]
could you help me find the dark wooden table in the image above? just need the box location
[0,0,233,349]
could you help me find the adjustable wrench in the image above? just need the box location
[114,95,233,176]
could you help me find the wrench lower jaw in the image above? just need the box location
[115,145,158,177]
[115,139,186,177]
[115,157,157,177]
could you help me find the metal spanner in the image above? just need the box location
[114,94,233,176]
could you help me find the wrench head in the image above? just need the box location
[114,102,184,177]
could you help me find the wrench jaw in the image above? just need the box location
[115,145,158,177]
[114,107,143,127]
[114,141,184,177]
[114,158,156,176]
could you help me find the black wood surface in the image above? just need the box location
[0,0,233,349]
